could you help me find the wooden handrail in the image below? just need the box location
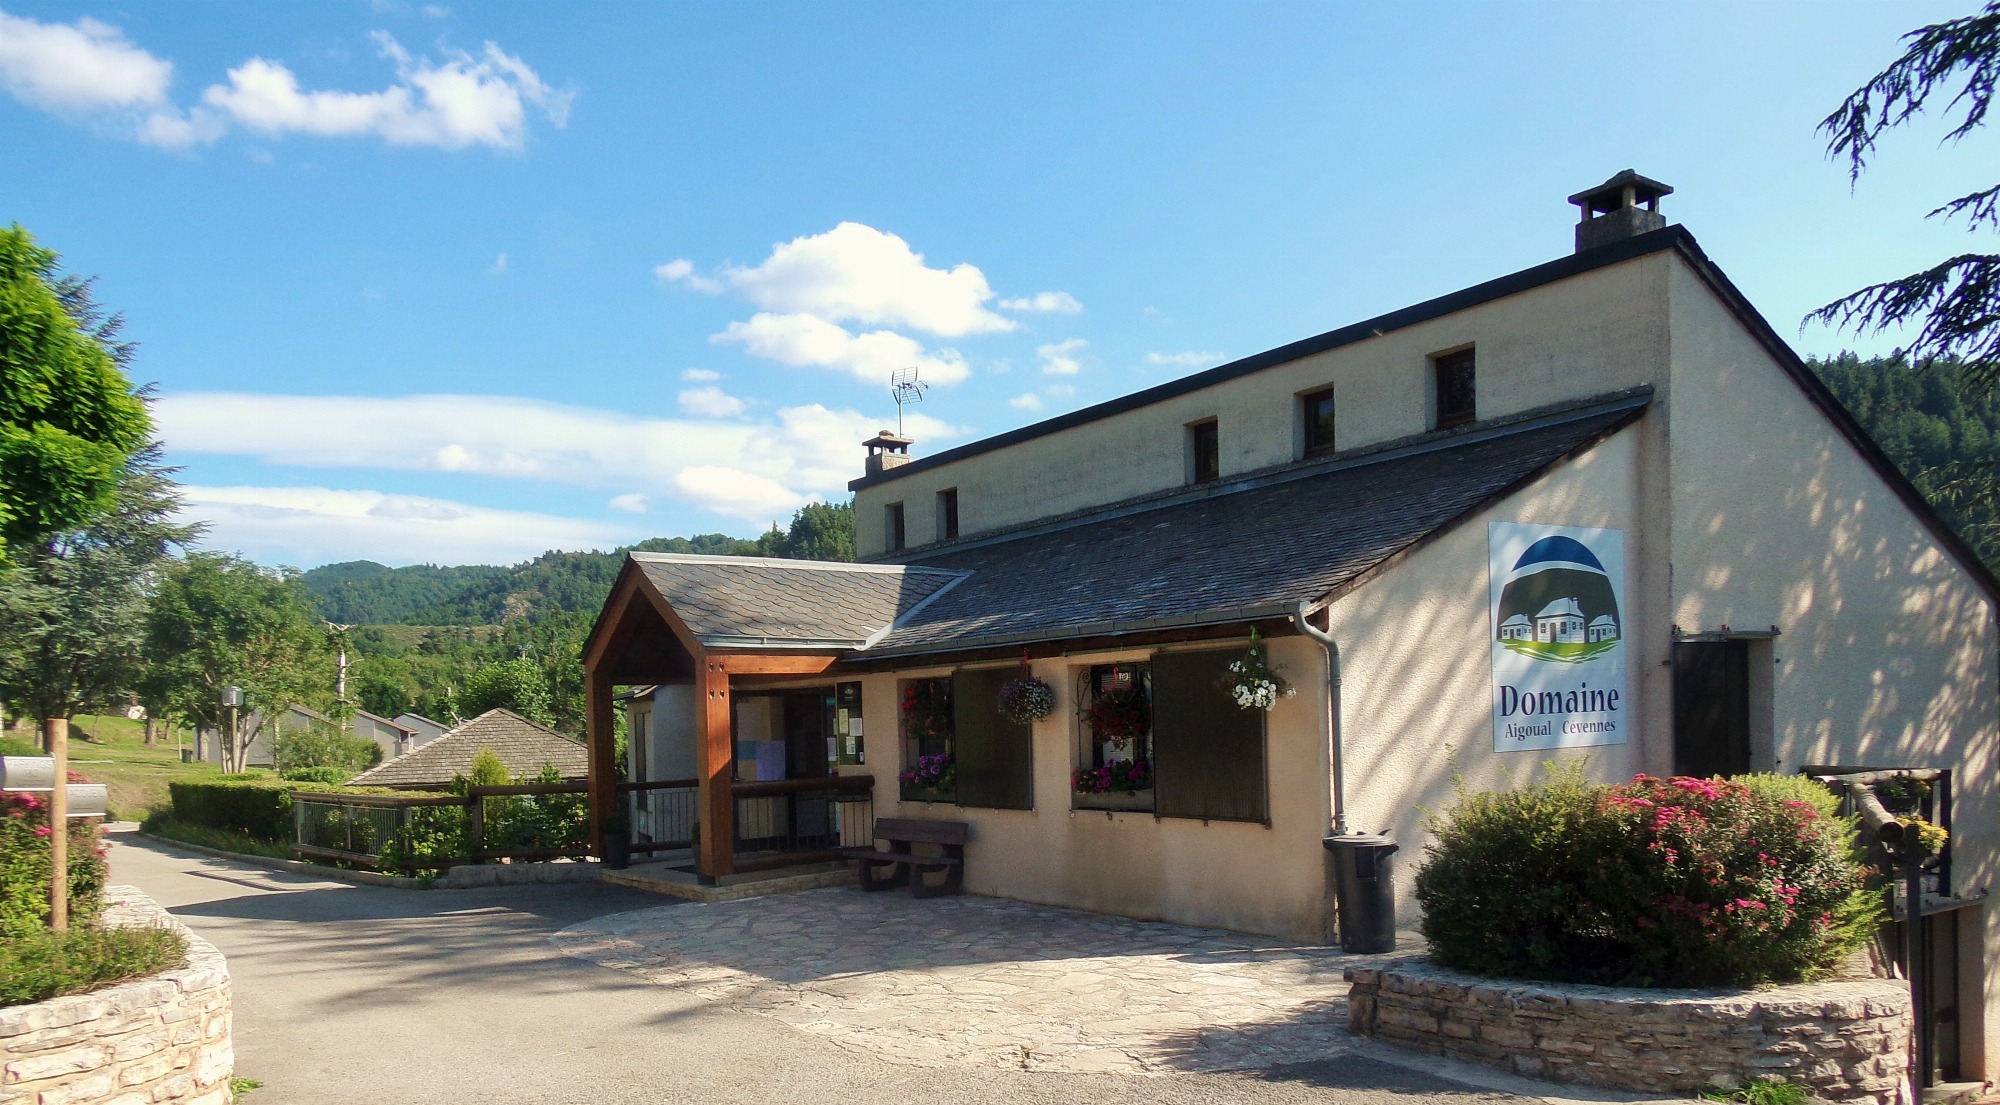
[616,778,700,793]
[466,782,588,798]
[731,775,875,799]
[288,791,465,808]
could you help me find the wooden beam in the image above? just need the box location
[585,668,615,855]
[696,656,735,879]
[711,653,843,676]
[46,716,67,931]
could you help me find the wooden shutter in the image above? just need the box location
[952,668,1034,810]
[1152,648,1267,822]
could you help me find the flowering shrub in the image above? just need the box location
[1415,765,1879,988]
[997,677,1057,724]
[1,788,108,938]
[1074,758,1151,795]
[1083,683,1150,747]
[1223,630,1294,711]
[899,753,954,793]
[901,679,953,744]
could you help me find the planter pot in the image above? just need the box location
[1075,787,1155,812]
[602,831,632,870]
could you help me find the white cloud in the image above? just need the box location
[678,385,746,418]
[201,33,572,150]
[998,291,1082,314]
[491,252,507,275]
[154,391,960,516]
[655,257,722,293]
[1045,383,1077,399]
[608,493,649,513]
[1145,350,1221,368]
[422,4,454,17]
[1037,338,1086,376]
[715,312,970,386]
[673,466,803,521]
[0,12,172,110]
[679,368,720,383]
[720,222,1013,338]
[176,484,628,568]
[1008,393,1043,411]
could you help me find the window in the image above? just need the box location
[1188,419,1220,484]
[1151,647,1267,821]
[899,677,953,801]
[886,502,906,551]
[1301,387,1337,456]
[937,488,960,541]
[1433,348,1476,430]
[952,667,1033,809]
[1074,663,1152,811]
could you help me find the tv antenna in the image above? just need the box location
[889,366,927,435]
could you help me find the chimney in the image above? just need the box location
[863,430,913,477]
[1567,169,1673,253]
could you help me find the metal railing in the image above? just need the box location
[620,778,698,854]
[732,775,874,863]
[291,782,592,872]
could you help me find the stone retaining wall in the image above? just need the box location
[1,886,233,1105]
[1346,956,1909,1104]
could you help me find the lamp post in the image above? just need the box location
[219,686,244,773]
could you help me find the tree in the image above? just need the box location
[1812,5,2000,388]
[756,500,855,562]
[0,226,151,562]
[143,554,332,772]
[0,447,197,730]
[457,657,554,727]
[272,721,380,777]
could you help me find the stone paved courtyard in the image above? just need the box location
[553,886,1391,1075]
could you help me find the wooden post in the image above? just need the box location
[45,717,67,931]
[584,669,616,855]
[466,791,485,862]
[696,657,735,879]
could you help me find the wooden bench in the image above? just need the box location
[842,817,970,898]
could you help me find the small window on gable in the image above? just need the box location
[886,502,906,551]
[1433,347,1476,430]
[937,488,959,541]
[1302,387,1337,456]
[1189,419,1220,484]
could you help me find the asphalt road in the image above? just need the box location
[110,830,1556,1105]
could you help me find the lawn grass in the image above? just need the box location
[0,925,189,1008]
[141,815,294,861]
[5,714,273,821]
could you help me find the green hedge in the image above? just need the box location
[167,779,436,844]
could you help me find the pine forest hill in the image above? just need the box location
[301,358,2000,738]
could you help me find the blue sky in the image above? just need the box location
[1,1,1990,568]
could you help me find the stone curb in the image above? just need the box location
[127,830,605,890]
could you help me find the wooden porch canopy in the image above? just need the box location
[581,553,967,878]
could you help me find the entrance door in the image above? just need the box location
[783,691,835,849]
[1672,640,1750,777]
[1923,910,1963,1084]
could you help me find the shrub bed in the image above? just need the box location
[167,777,434,843]
[2,788,107,939]
[0,924,189,1007]
[1415,766,1877,988]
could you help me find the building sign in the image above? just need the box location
[1489,522,1626,752]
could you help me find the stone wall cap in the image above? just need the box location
[1379,956,1909,1012]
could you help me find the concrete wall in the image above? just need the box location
[0,887,232,1105]
[1663,260,2000,1078]
[854,251,1671,558]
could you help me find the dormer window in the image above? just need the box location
[1433,348,1476,430]
[1188,419,1220,484]
[1301,387,1336,457]
[937,488,960,541]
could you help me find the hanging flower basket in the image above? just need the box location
[1084,682,1150,747]
[1074,758,1151,795]
[1225,628,1295,711]
[998,676,1056,724]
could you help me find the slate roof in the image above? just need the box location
[629,554,966,648]
[859,392,1648,658]
[348,709,587,788]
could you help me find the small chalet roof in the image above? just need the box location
[629,554,966,649]
[348,709,586,788]
[1537,598,1584,619]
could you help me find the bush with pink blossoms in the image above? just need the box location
[1415,764,1879,988]
[0,785,107,938]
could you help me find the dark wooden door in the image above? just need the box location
[1672,640,1750,778]
[1925,910,1963,1083]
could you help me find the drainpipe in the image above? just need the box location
[1291,599,1348,837]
